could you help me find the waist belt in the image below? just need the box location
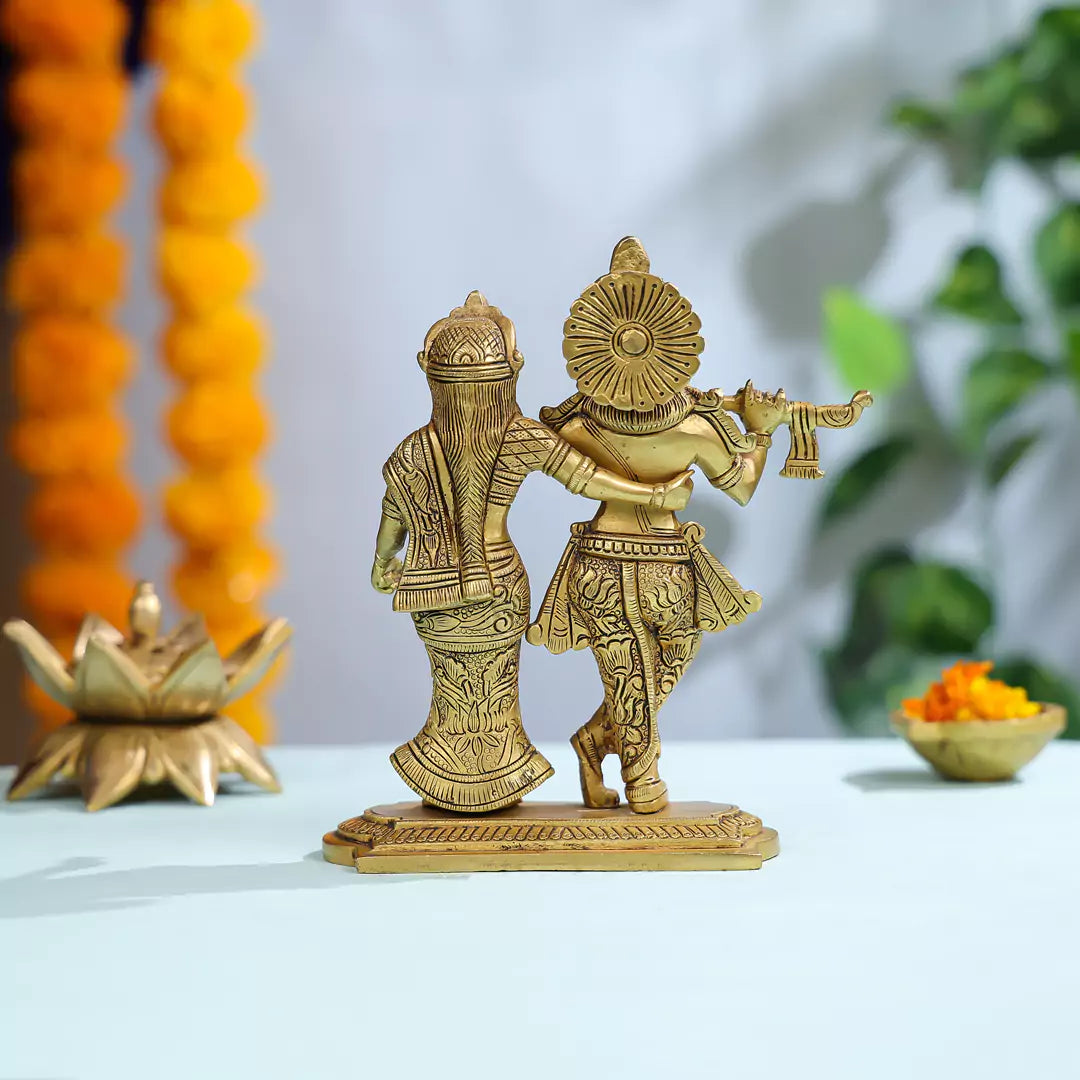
[576,530,691,562]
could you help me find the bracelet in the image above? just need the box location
[373,552,392,567]
[649,484,666,510]
[752,432,772,449]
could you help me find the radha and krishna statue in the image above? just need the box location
[324,236,871,871]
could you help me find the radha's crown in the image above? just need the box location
[419,290,520,382]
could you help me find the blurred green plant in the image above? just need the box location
[820,5,1080,736]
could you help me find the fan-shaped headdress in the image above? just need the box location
[562,237,703,410]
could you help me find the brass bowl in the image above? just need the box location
[890,704,1066,782]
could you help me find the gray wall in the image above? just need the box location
[6,0,1076,758]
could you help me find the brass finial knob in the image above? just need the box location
[609,236,651,274]
[128,580,162,644]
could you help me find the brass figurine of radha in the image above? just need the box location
[529,237,870,814]
[370,290,691,813]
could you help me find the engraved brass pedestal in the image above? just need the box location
[323,800,779,873]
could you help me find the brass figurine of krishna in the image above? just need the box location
[528,237,869,814]
[324,239,870,872]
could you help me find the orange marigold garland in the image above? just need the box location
[148,0,278,744]
[1,0,139,733]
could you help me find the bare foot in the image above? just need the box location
[571,731,620,809]
[625,777,668,814]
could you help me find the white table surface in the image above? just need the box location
[2,739,1078,1080]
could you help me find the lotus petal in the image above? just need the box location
[6,725,85,800]
[222,618,292,705]
[3,620,75,708]
[75,637,150,719]
[142,737,167,785]
[161,726,219,805]
[208,715,281,792]
[160,613,209,656]
[152,639,227,717]
[71,614,124,664]
[82,729,148,811]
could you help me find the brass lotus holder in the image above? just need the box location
[5,581,291,810]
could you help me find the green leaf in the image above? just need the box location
[819,436,915,526]
[996,87,1067,157]
[1025,9,1080,81]
[823,288,912,395]
[954,52,1022,118]
[1065,327,1080,390]
[1035,203,1080,308]
[932,245,1022,324]
[888,563,995,654]
[985,433,1039,487]
[1035,7,1080,42]
[824,552,996,733]
[962,348,1051,449]
[992,657,1080,739]
[824,645,942,735]
[890,99,948,138]
[832,549,994,664]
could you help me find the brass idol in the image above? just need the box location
[325,239,871,871]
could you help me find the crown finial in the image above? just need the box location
[609,236,650,274]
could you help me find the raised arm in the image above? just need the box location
[695,384,788,508]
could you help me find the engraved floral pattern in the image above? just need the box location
[567,554,701,776]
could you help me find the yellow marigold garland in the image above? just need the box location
[149,0,277,744]
[2,0,138,733]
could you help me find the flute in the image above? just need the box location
[719,384,874,479]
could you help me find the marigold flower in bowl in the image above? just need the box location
[892,660,1066,781]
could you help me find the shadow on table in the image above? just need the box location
[844,768,1020,793]
[0,852,468,919]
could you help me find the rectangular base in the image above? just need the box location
[323,800,779,873]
